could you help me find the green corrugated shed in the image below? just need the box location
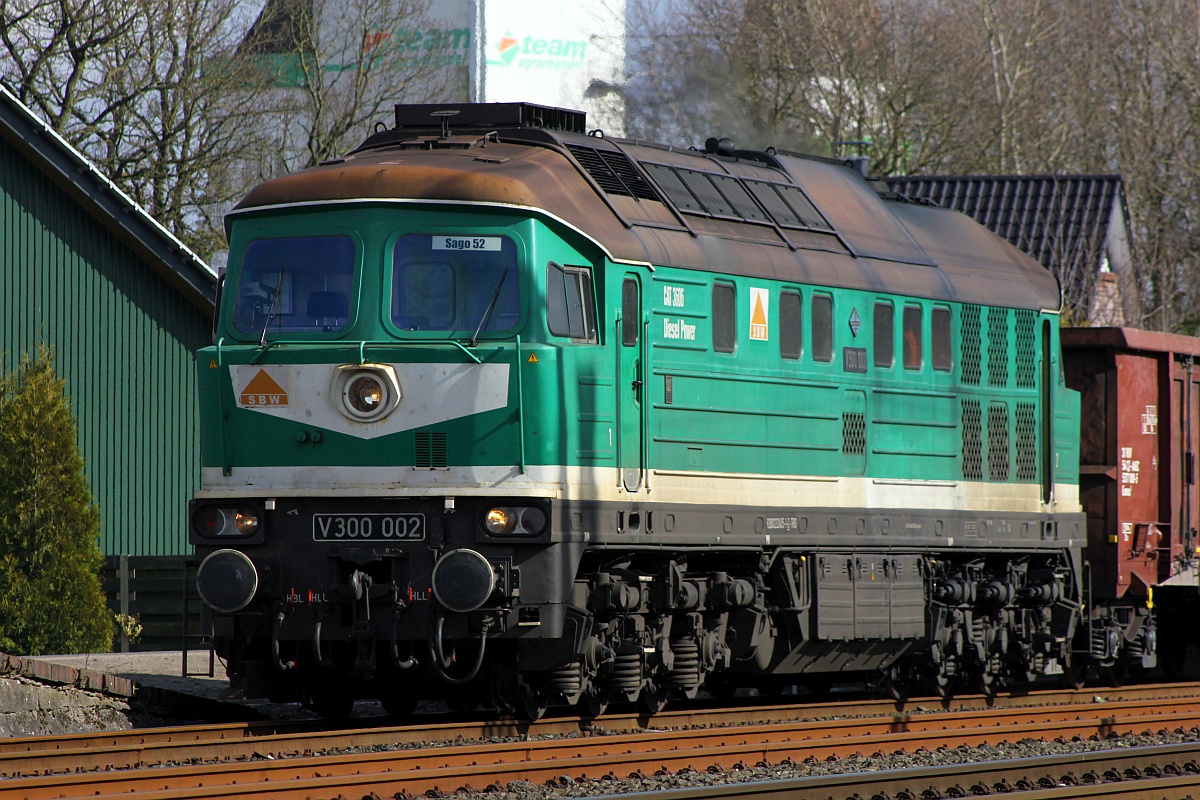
[0,85,215,559]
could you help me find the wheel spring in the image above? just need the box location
[668,639,701,688]
[1089,628,1104,662]
[545,661,583,695]
[604,648,643,691]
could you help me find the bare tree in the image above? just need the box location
[249,0,454,173]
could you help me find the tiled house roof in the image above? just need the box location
[885,174,1132,323]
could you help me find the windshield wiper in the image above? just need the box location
[468,269,509,347]
[259,266,285,347]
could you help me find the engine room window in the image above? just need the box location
[712,283,736,353]
[231,235,355,337]
[391,235,518,333]
[903,305,923,370]
[812,294,833,362]
[546,262,596,342]
[933,308,953,371]
[874,302,894,368]
[780,290,802,360]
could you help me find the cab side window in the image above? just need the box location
[546,262,596,342]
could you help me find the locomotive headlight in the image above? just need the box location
[196,549,259,613]
[194,506,260,538]
[483,506,547,536]
[346,374,384,413]
[331,364,401,422]
[431,549,496,612]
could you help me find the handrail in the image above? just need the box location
[249,338,482,364]
[516,335,526,474]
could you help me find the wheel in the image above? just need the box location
[638,681,669,716]
[1160,636,1187,680]
[1063,654,1089,690]
[381,692,418,717]
[579,686,610,718]
[1100,660,1126,688]
[310,688,355,719]
[516,682,549,722]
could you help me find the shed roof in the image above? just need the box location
[0,84,216,313]
[884,174,1128,277]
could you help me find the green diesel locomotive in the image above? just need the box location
[192,102,1088,718]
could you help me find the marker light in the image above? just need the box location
[483,506,548,536]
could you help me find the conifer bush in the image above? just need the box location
[0,348,113,654]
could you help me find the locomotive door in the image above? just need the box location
[618,275,645,491]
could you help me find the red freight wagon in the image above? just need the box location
[1062,327,1200,678]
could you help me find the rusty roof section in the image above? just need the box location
[233,127,1062,311]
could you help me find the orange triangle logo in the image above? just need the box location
[750,290,768,340]
[240,369,289,407]
[751,295,767,327]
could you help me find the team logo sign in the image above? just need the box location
[750,287,769,341]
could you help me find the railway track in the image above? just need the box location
[4,683,1200,799]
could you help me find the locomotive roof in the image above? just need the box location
[234,105,1061,312]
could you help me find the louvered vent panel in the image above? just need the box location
[962,399,983,480]
[843,412,866,456]
[988,402,1010,481]
[1015,310,1037,388]
[1015,402,1037,481]
[599,151,659,200]
[962,305,982,386]
[987,307,1009,387]
[566,144,658,200]
[414,432,448,467]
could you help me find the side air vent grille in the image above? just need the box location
[414,432,448,468]
[1015,309,1037,388]
[566,144,660,200]
[962,305,982,386]
[962,399,983,480]
[987,307,1009,387]
[1016,402,1037,481]
[988,402,1010,481]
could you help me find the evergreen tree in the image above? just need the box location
[0,348,112,654]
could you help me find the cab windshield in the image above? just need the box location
[392,235,519,334]
[231,235,355,337]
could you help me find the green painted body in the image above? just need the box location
[199,201,1080,495]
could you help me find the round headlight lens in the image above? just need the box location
[346,374,385,415]
[518,506,547,534]
[234,511,259,536]
[485,508,515,534]
[196,507,230,537]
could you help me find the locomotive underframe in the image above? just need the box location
[197,494,1090,716]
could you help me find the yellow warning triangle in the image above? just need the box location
[751,294,767,327]
[527,353,539,363]
[208,359,218,369]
